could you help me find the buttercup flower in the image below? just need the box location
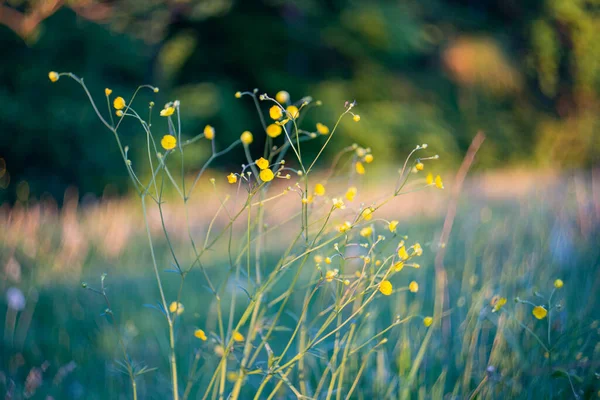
[362,208,373,221]
[394,261,404,271]
[241,131,253,145]
[314,255,323,263]
[364,154,374,163]
[276,91,290,103]
[554,279,563,289]
[259,169,274,182]
[161,135,177,150]
[105,88,112,96]
[256,157,269,170]
[316,123,330,135]
[435,175,444,189]
[266,124,282,138]
[269,105,283,120]
[345,186,357,201]
[232,332,244,342]
[235,91,242,98]
[332,198,345,209]
[389,220,399,232]
[409,281,419,293]
[113,96,126,110]
[194,329,207,341]
[379,280,393,296]
[423,317,433,327]
[398,246,409,260]
[160,106,175,117]
[204,125,215,140]
[491,296,507,312]
[532,306,548,320]
[355,162,365,175]
[415,162,424,171]
[353,114,361,122]
[325,269,338,282]
[227,173,237,184]
[426,173,433,185]
[286,105,299,119]
[325,257,332,264]
[360,226,373,237]
[338,221,352,233]
[413,243,423,256]
[314,183,326,196]
[48,71,59,82]
[169,301,184,315]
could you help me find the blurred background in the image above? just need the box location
[1,0,600,399]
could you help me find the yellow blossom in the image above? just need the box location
[413,243,423,256]
[492,296,507,312]
[353,114,360,122]
[204,125,215,140]
[332,198,345,209]
[232,332,244,342]
[435,175,444,189]
[398,246,409,260]
[379,280,393,296]
[235,91,242,98]
[394,261,404,271]
[389,220,399,232]
[325,257,332,264]
[259,169,274,182]
[325,269,338,282]
[426,173,434,185]
[113,96,126,110]
[314,255,323,263]
[409,281,419,293]
[532,306,548,320]
[316,123,330,135]
[256,157,269,170]
[360,226,373,237]
[269,105,283,120]
[266,124,282,138]
[160,106,175,117]
[276,91,290,103]
[161,135,177,150]
[423,317,433,327]
[345,186,357,201]
[227,173,237,184]
[48,71,59,82]
[355,161,365,175]
[286,105,299,119]
[412,263,420,269]
[356,147,367,157]
[169,302,184,315]
[194,329,207,341]
[226,372,238,382]
[364,154,374,163]
[416,162,424,171]
[104,88,112,96]
[315,183,326,196]
[338,221,352,233]
[116,110,124,117]
[302,195,313,204]
[362,208,373,221]
[554,279,563,289]
[241,131,253,145]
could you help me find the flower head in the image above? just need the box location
[332,198,345,209]
[160,106,175,117]
[48,71,59,82]
[415,162,424,171]
[259,169,274,182]
[194,329,207,341]
[389,220,398,232]
[362,208,373,221]
[426,173,433,185]
[266,124,282,138]
[345,186,357,201]
[276,91,290,104]
[256,157,269,170]
[364,154,374,164]
[314,255,323,264]
[235,91,242,98]
[316,123,330,135]
[113,96,126,110]
[161,135,177,150]
[232,332,244,342]
[204,125,215,140]
[355,162,365,175]
[338,221,352,233]
[286,105,299,119]
[169,301,184,315]
[532,306,548,320]
[227,173,237,184]
[314,183,326,196]
[270,105,283,120]
[398,246,409,260]
[423,317,433,327]
[554,279,563,289]
[379,280,393,296]
[241,131,253,145]
[353,114,361,122]
[491,296,507,312]
[394,261,404,271]
[409,281,419,293]
[435,175,444,189]
[413,243,423,256]
[360,226,373,238]
[325,269,339,282]
[105,88,112,96]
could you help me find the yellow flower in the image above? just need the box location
[394,261,404,271]
[232,332,244,342]
[316,123,330,135]
[116,110,124,117]
[204,125,215,140]
[362,208,373,221]
[286,105,299,119]
[325,257,332,264]
[413,243,423,256]
[169,301,184,315]
[314,183,326,196]
[194,329,207,341]
[491,296,507,312]
[356,148,367,157]
[105,88,112,96]
[412,263,420,269]
[360,226,373,237]
[415,162,424,171]
[426,173,434,185]
[302,195,314,204]
[269,105,283,120]
[113,96,126,110]
[161,135,177,150]
[227,173,237,184]
[235,91,242,98]
[266,124,282,138]
[160,106,175,117]
[364,154,374,164]
[338,221,352,233]
[353,114,361,122]
[276,91,290,103]
[241,131,253,145]
[259,169,274,182]
[435,175,444,189]
[325,269,338,282]
[423,317,433,327]
[379,280,393,296]
[48,71,59,82]
[332,198,345,209]
[554,279,563,289]
[314,255,323,263]
[389,220,398,232]
[345,186,357,201]
[226,372,238,382]
[409,281,419,293]
[256,157,269,170]
[398,246,409,260]
[532,306,548,320]
[355,162,365,175]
